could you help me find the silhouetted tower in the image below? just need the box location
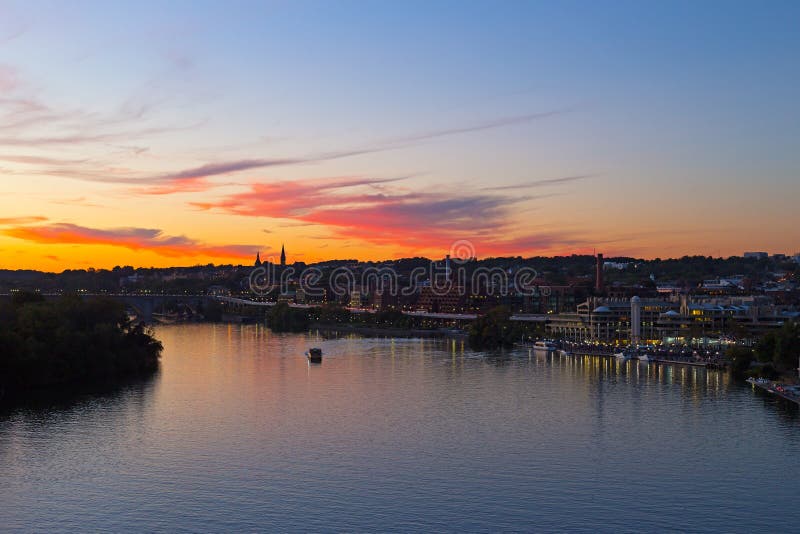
[280,244,286,266]
[254,252,261,267]
[595,253,604,293]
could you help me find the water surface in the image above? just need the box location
[1,324,798,532]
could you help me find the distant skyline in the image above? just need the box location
[0,0,798,270]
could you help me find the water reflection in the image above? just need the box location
[1,324,799,532]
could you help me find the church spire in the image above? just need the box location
[254,251,261,267]
[280,244,286,266]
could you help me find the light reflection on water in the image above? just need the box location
[1,323,798,532]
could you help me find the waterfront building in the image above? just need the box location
[417,285,466,313]
[522,285,583,314]
[372,289,399,310]
[631,296,642,344]
[655,298,799,342]
[546,296,673,343]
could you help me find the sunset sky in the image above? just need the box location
[0,1,798,270]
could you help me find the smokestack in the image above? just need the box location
[595,253,604,293]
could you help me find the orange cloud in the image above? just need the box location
[0,215,47,225]
[192,176,587,258]
[134,176,214,195]
[4,223,260,260]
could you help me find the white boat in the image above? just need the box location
[533,341,557,353]
[637,354,651,362]
[614,349,634,360]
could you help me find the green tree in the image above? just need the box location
[199,299,223,321]
[314,304,351,324]
[756,322,800,373]
[0,296,161,397]
[468,306,519,350]
[726,346,754,377]
[267,302,310,332]
[11,290,44,308]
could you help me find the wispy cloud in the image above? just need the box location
[167,111,564,183]
[49,197,103,208]
[190,176,408,216]
[0,154,88,166]
[0,216,47,225]
[0,64,200,155]
[482,174,594,191]
[192,175,586,256]
[388,109,569,145]
[134,176,216,195]
[4,223,260,259]
[32,109,568,191]
[0,64,20,92]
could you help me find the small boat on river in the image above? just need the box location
[307,347,322,363]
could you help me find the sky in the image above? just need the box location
[0,0,798,270]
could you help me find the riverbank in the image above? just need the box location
[310,322,467,339]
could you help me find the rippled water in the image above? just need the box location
[1,324,799,532]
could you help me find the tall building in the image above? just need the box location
[280,244,286,266]
[595,253,604,293]
[254,252,261,267]
[630,296,641,344]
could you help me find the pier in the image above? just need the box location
[551,341,729,369]
[747,379,800,406]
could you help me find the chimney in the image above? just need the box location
[595,253,604,293]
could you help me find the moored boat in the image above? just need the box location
[614,349,634,360]
[533,340,558,353]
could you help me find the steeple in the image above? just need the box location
[254,251,261,267]
[280,244,286,266]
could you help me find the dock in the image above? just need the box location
[747,378,800,406]
[652,359,727,369]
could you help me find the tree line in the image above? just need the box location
[0,292,162,398]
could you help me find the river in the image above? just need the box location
[1,323,799,532]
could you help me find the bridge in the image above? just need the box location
[0,293,215,323]
[1,293,549,324]
[213,296,548,323]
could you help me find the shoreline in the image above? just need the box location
[747,378,800,406]
[309,322,468,339]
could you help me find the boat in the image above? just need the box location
[614,349,634,360]
[306,347,322,363]
[533,340,557,353]
[637,354,651,362]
